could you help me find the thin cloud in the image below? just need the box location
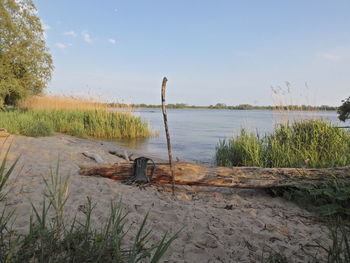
[109,38,116,45]
[55,42,72,49]
[318,53,340,61]
[64,31,77,37]
[316,47,350,61]
[82,31,93,43]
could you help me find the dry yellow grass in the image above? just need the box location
[19,95,111,111]
[271,83,318,125]
[271,84,293,124]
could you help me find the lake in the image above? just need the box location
[116,109,349,164]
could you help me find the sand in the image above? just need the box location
[0,134,330,262]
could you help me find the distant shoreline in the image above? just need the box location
[110,103,337,111]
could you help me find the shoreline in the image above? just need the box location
[0,134,331,262]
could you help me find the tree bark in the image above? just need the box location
[79,162,350,189]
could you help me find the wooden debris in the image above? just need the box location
[123,150,130,162]
[109,150,134,161]
[82,152,104,163]
[79,162,350,189]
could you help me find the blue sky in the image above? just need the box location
[34,0,350,106]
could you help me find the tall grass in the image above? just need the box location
[19,95,114,111]
[0,150,179,262]
[0,109,152,139]
[216,120,350,168]
[0,95,151,139]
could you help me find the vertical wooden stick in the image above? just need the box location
[161,77,175,195]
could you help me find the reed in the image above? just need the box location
[0,109,152,139]
[216,120,350,168]
[19,95,111,111]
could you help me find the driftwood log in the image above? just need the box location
[79,162,350,189]
[82,152,104,163]
[109,150,134,161]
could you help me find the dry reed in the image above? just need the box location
[20,95,107,110]
[19,95,132,113]
[1,95,152,139]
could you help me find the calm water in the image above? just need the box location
[116,109,349,164]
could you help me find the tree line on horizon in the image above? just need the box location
[109,102,338,111]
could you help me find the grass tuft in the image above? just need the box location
[0,144,19,201]
[216,120,350,168]
[323,219,350,263]
[262,248,289,263]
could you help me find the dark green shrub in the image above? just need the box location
[338,96,350,122]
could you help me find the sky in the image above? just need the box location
[34,0,350,106]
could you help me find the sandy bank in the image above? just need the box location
[0,134,330,262]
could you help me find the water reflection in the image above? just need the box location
[116,137,151,150]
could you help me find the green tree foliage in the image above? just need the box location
[338,96,350,122]
[0,0,53,107]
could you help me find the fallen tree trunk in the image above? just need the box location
[79,162,350,189]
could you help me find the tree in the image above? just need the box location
[214,103,227,109]
[0,0,53,107]
[338,96,350,122]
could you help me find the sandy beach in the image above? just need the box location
[0,134,330,262]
